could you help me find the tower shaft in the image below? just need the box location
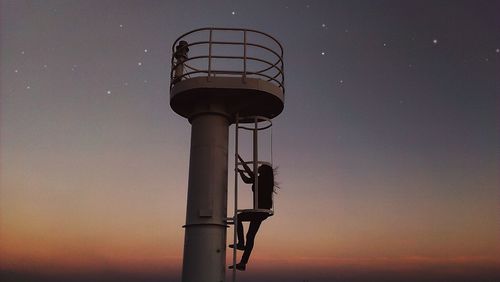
[182,107,229,282]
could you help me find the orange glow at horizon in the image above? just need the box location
[2,171,499,276]
[2,200,499,276]
[1,228,182,274]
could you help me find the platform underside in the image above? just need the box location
[170,77,284,122]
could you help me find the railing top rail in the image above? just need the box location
[171,27,283,56]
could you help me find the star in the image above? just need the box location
[21,51,25,55]
[321,23,327,28]
[119,24,124,28]
[144,80,148,83]
[26,85,31,89]
[321,51,326,56]
[43,64,48,69]
[106,90,112,94]
[144,49,148,53]
[496,48,499,53]
[14,69,19,73]
[339,79,344,84]
[138,62,142,66]
[383,43,387,47]
[231,11,236,15]
[124,82,129,86]
[432,39,438,44]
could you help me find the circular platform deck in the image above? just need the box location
[170,76,284,120]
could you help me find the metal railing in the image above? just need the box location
[170,28,285,93]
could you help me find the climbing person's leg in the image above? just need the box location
[240,219,262,265]
[237,214,246,246]
[230,219,245,250]
[230,211,251,250]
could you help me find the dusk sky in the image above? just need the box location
[1,1,499,281]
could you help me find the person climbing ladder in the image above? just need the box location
[229,154,276,271]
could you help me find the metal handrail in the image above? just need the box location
[171,55,283,75]
[171,55,283,82]
[172,27,284,53]
[170,48,283,82]
[170,27,284,93]
[172,53,283,83]
[171,69,284,90]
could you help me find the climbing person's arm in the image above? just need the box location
[237,154,254,183]
[238,155,254,176]
[238,169,253,184]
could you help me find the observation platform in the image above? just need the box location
[169,28,285,122]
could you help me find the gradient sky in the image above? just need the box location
[1,1,499,281]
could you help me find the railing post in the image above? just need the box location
[281,55,285,90]
[243,30,247,83]
[208,29,213,82]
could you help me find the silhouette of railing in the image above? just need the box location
[170,27,284,92]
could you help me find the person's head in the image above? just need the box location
[258,164,273,177]
[174,40,189,58]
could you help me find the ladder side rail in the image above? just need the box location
[232,114,239,282]
[271,125,275,214]
[253,116,259,210]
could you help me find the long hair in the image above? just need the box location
[258,164,276,196]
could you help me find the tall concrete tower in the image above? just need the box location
[169,28,284,282]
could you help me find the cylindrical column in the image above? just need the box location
[182,109,229,282]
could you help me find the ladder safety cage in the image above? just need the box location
[170,27,285,92]
[235,115,274,215]
[229,114,274,281]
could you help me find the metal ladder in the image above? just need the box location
[227,114,274,282]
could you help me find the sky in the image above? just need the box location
[1,0,499,281]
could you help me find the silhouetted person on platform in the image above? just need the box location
[229,154,275,271]
[172,40,189,84]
